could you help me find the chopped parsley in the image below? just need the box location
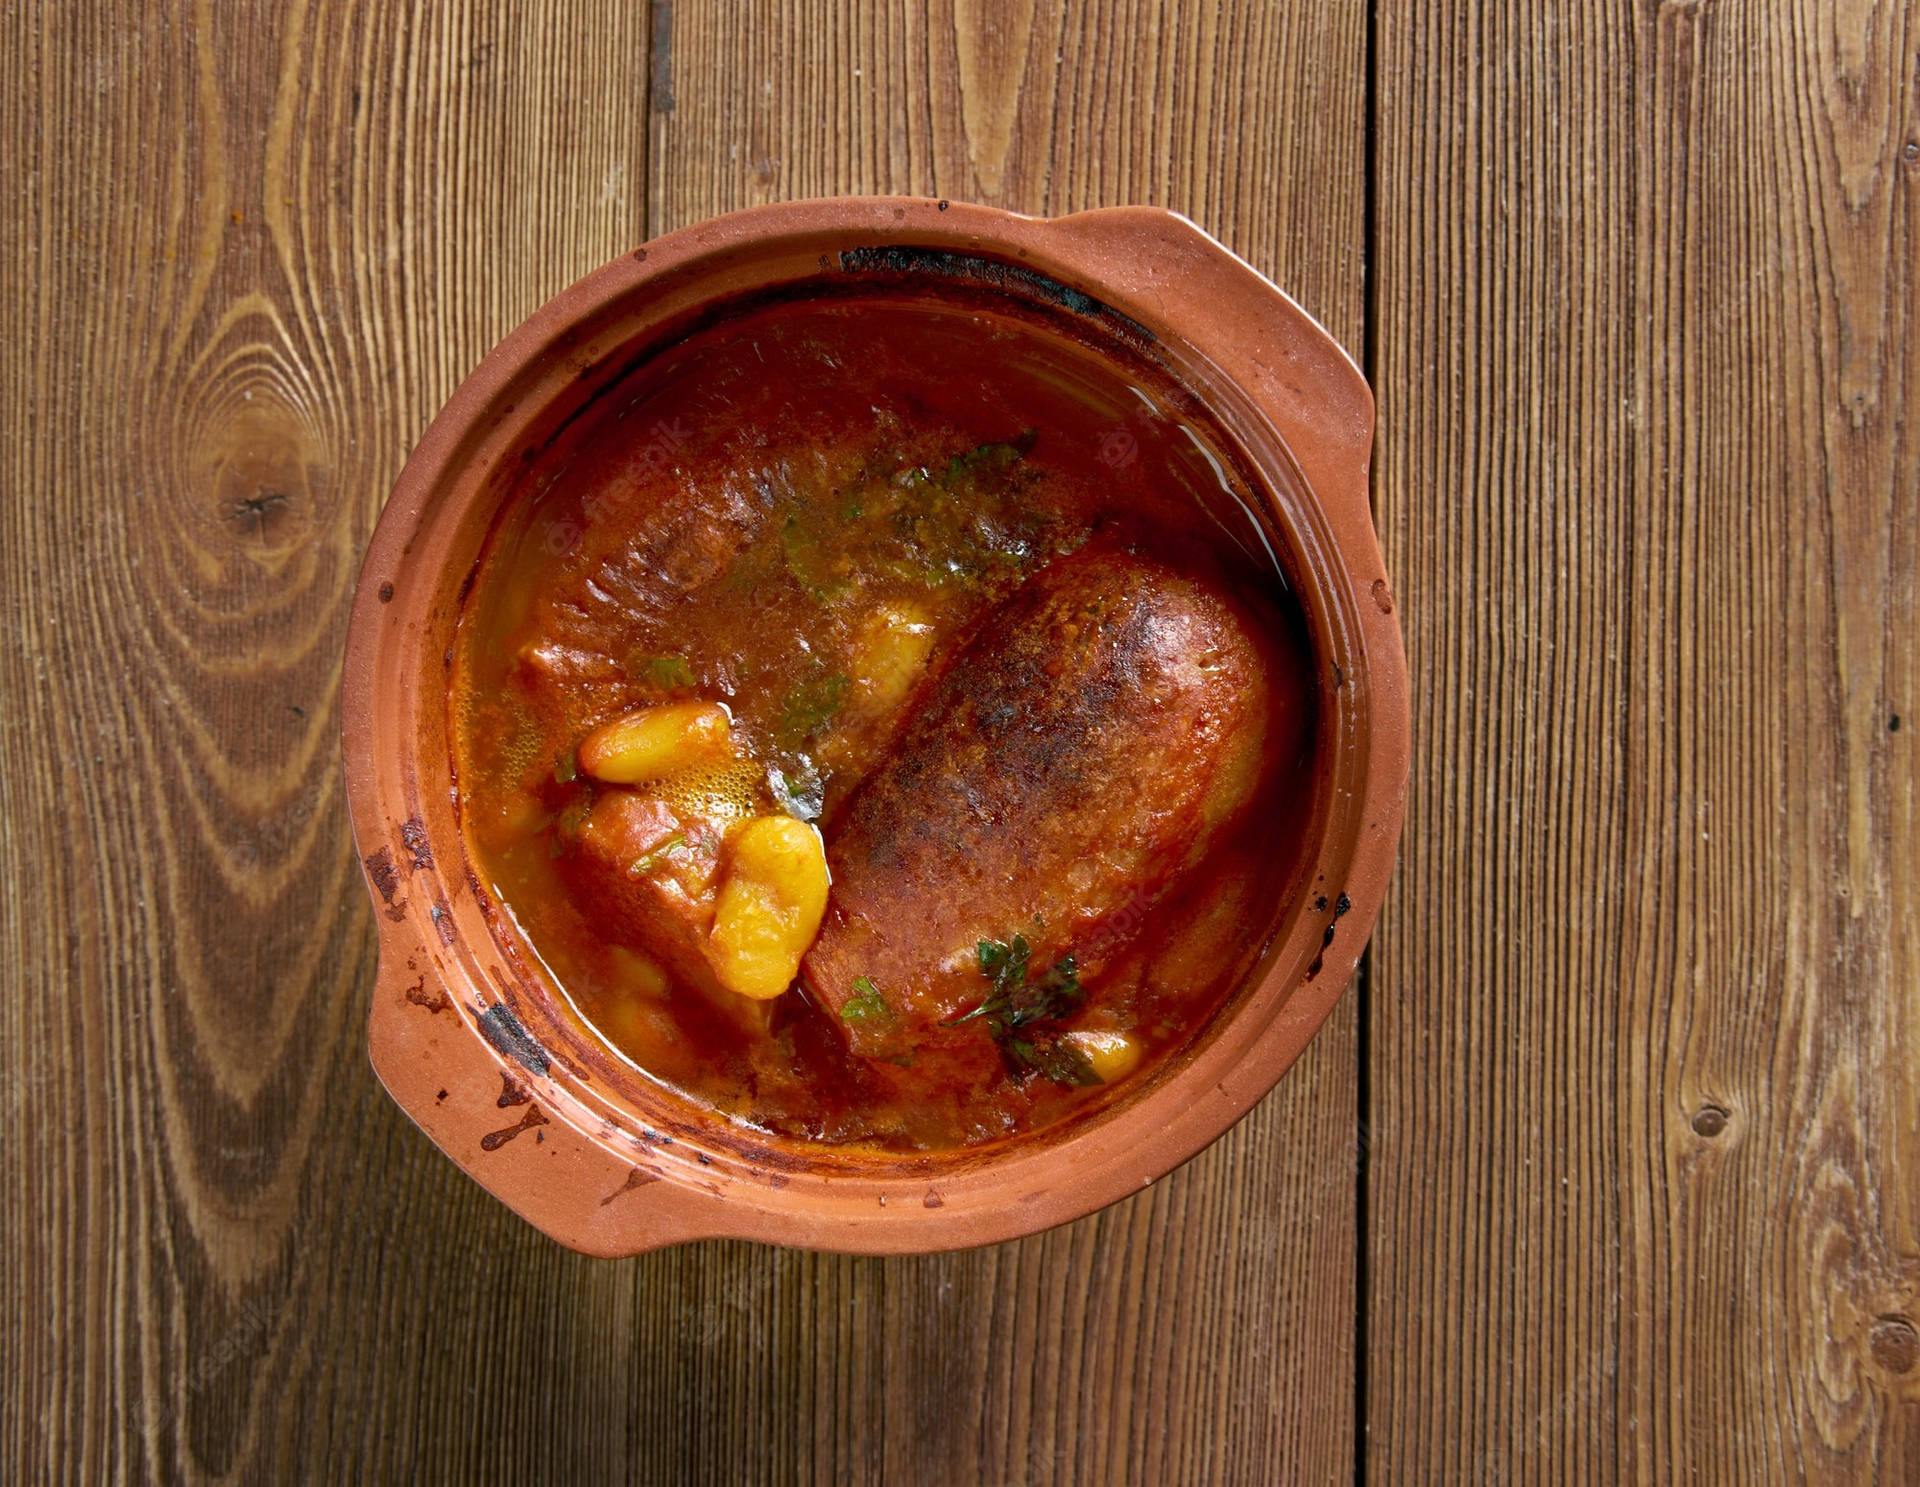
[1007,1036,1099,1088]
[627,653,697,691]
[778,671,849,745]
[938,431,1035,488]
[627,832,686,877]
[943,934,1097,1087]
[841,976,889,1023]
[780,514,854,600]
[548,790,593,858]
[552,748,577,784]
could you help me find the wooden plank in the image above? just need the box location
[1369,1,1920,1481]
[2,1,1371,1483]
[643,3,1368,1483]
[1,0,653,1480]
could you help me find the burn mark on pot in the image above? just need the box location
[497,1072,530,1108]
[480,1103,550,1151]
[923,1190,945,1209]
[475,950,594,1086]
[436,1088,449,1102]
[478,1002,552,1077]
[377,580,394,603]
[688,1117,821,1173]
[747,1142,808,1173]
[402,817,433,872]
[1305,892,1352,982]
[835,246,1155,342]
[429,900,455,945]
[844,243,1102,308]
[601,1167,662,1206]
[766,1172,790,1190]
[404,975,450,1015]
[364,847,400,905]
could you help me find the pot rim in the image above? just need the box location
[343,196,1407,1255]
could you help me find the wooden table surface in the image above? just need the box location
[4,1,1915,1482]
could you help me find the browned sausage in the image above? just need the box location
[801,539,1293,1068]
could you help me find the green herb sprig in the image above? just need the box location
[548,789,594,858]
[943,934,1097,1087]
[937,431,1035,488]
[627,653,697,691]
[627,832,686,877]
[778,670,850,746]
[841,976,889,1023]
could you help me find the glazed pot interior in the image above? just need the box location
[358,214,1385,1226]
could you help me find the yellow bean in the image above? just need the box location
[599,992,685,1071]
[577,702,731,785]
[851,602,937,710]
[608,945,671,1000]
[708,816,831,1000]
[472,787,548,852]
[1061,1028,1143,1085]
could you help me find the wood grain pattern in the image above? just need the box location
[21,0,1910,1480]
[3,1,1366,1482]
[1369,1,1920,1482]
[649,4,1368,1483]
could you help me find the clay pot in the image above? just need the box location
[343,198,1407,1256]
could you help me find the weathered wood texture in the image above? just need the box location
[2,1,1366,1482]
[1370,1,1920,1483]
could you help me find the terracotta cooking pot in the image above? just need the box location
[343,197,1408,1256]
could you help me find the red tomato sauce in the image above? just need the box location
[454,288,1319,1150]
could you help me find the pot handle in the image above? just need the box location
[367,942,705,1256]
[1038,207,1381,577]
